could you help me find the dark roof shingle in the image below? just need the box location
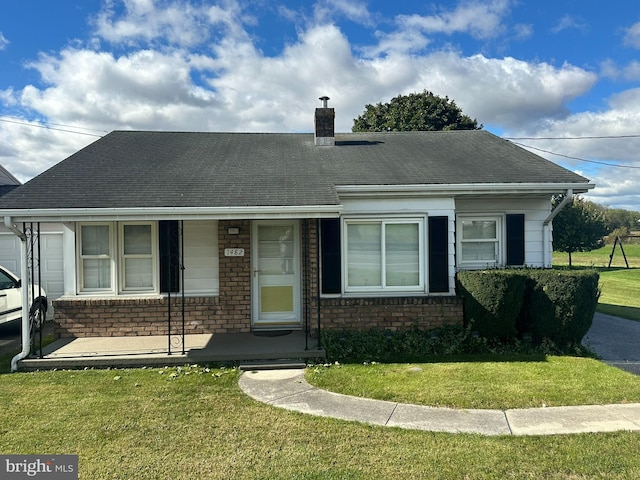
[0,130,590,210]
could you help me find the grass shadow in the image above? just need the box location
[597,303,640,322]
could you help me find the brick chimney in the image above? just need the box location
[314,96,335,146]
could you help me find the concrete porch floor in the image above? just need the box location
[18,330,325,371]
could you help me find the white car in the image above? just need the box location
[0,265,47,327]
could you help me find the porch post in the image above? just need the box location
[316,219,321,349]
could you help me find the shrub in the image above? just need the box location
[521,269,600,344]
[319,325,593,363]
[456,270,527,339]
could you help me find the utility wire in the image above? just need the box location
[0,117,105,138]
[505,134,640,140]
[510,141,640,169]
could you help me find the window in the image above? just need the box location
[79,224,113,291]
[343,218,424,292]
[78,222,157,294]
[457,216,501,266]
[120,223,156,291]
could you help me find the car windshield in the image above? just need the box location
[0,270,17,289]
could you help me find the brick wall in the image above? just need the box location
[316,296,463,331]
[53,219,253,338]
[53,296,224,337]
[53,219,462,338]
[303,220,463,332]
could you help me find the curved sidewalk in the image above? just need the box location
[239,368,640,436]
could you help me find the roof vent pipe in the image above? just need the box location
[314,96,335,146]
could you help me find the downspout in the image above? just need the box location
[542,189,573,268]
[4,217,30,372]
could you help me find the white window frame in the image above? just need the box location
[78,222,116,293]
[342,217,425,294]
[456,215,503,268]
[77,221,158,295]
[119,222,158,293]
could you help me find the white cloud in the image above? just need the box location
[623,21,640,49]
[551,14,588,34]
[314,0,374,26]
[0,32,8,51]
[396,53,597,129]
[92,0,248,47]
[583,170,640,211]
[19,48,218,130]
[398,0,512,39]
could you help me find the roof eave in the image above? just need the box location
[335,182,595,197]
[1,205,342,223]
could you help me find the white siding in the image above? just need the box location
[341,197,457,295]
[456,197,552,268]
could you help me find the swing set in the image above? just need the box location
[608,235,640,268]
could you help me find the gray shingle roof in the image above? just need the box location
[0,130,590,210]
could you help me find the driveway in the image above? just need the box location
[584,312,640,375]
[0,321,21,357]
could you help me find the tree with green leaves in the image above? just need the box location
[552,195,609,266]
[605,207,640,232]
[352,90,481,132]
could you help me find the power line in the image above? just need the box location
[505,134,640,140]
[0,117,105,138]
[510,141,640,169]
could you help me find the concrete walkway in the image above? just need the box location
[240,313,640,437]
[239,368,640,436]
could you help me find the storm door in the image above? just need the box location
[251,221,301,327]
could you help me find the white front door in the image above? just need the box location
[252,220,301,327]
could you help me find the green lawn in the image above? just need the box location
[553,244,640,321]
[1,365,640,479]
[307,356,640,410]
[1,244,639,478]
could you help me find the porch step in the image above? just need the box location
[239,360,308,371]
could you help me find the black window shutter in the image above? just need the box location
[506,214,525,266]
[320,219,341,294]
[428,216,449,293]
[159,220,180,293]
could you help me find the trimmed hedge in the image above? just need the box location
[456,270,527,340]
[458,269,599,345]
[520,270,600,344]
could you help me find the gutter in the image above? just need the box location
[4,217,30,372]
[335,182,594,197]
[543,189,574,226]
[542,189,574,267]
[0,204,343,223]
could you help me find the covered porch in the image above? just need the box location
[18,329,325,371]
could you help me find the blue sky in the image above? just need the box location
[1,0,640,211]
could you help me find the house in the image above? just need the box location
[0,100,593,351]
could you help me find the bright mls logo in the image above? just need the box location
[1,455,78,479]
